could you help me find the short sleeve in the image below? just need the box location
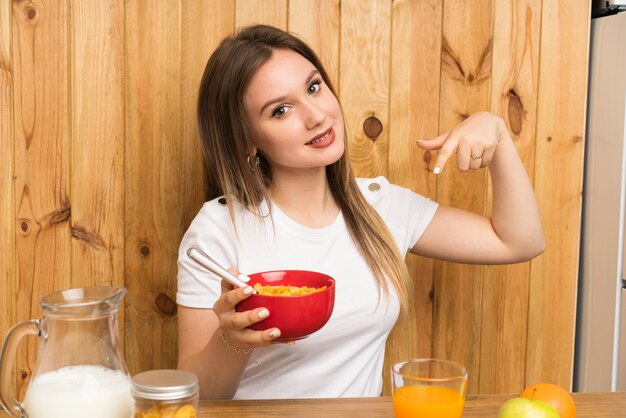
[176,200,238,308]
[357,176,439,255]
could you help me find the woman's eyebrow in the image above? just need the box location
[258,69,320,116]
[259,95,287,116]
[304,69,319,86]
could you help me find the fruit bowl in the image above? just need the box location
[235,270,335,341]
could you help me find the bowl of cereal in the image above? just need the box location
[236,270,335,341]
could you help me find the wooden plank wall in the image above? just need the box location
[0,0,591,397]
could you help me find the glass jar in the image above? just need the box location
[131,369,199,418]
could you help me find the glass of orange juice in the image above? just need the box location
[391,359,467,418]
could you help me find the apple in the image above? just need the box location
[498,397,560,418]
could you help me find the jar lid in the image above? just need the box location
[131,369,199,401]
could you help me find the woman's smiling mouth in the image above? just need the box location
[306,128,335,148]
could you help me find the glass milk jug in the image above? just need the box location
[0,286,133,418]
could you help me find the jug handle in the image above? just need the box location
[0,319,41,417]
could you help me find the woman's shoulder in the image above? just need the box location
[356,175,388,192]
[188,195,268,233]
[180,196,247,252]
[187,196,244,230]
[355,176,437,214]
[198,195,232,217]
[355,176,409,204]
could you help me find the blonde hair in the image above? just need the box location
[197,25,412,305]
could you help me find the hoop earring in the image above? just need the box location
[247,154,260,171]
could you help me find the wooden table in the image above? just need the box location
[2,392,625,417]
[194,392,626,417]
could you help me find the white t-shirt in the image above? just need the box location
[176,176,438,399]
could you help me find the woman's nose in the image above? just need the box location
[303,100,326,130]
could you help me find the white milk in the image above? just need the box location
[22,365,133,418]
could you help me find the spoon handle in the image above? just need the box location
[186,247,256,292]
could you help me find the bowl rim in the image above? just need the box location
[246,269,335,299]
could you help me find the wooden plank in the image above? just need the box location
[235,0,288,30]
[339,0,391,178]
[432,0,492,395]
[0,0,15,389]
[479,0,542,394]
[526,0,591,390]
[288,0,340,88]
[69,0,124,289]
[180,0,232,234]
[12,0,72,397]
[385,0,442,396]
[125,0,183,374]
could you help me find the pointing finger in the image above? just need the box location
[432,138,458,174]
[416,131,450,150]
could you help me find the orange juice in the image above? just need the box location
[392,385,464,418]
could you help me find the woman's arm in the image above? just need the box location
[411,112,545,264]
[177,306,250,399]
[177,280,281,399]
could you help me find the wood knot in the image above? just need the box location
[428,288,434,302]
[19,369,29,381]
[40,202,72,226]
[441,37,491,84]
[17,2,39,26]
[507,89,524,136]
[441,38,465,81]
[139,245,150,257]
[19,220,30,234]
[46,205,71,226]
[71,225,106,251]
[423,150,432,164]
[17,217,38,237]
[155,293,177,316]
[572,135,583,143]
[363,116,383,140]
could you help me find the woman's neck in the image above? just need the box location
[268,168,340,228]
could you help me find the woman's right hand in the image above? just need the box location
[212,274,282,351]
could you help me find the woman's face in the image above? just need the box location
[244,49,345,174]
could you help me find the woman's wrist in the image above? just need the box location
[217,328,254,355]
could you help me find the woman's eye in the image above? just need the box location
[272,105,290,118]
[308,81,321,94]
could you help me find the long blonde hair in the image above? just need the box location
[197,25,412,305]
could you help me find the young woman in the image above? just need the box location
[176,25,544,400]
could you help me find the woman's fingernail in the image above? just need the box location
[243,286,254,295]
[433,166,441,174]
[258,308,270,319]
[270,329,280,338]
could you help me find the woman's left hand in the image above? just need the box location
[416,111,506,174]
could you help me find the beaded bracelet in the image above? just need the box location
[217,329,254,355]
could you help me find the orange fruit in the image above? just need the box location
[521,383,576,418]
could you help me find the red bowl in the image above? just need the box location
[235,270,335,341]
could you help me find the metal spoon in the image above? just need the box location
[186,247,257,293]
